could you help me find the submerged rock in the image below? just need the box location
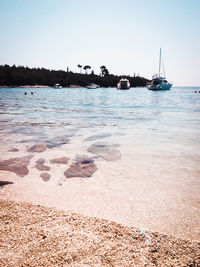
[75,155,94,164]
[84,133,112,142]
[46,136,70,148]
[27,144,47,153]
[0,181,13,187]
[87,142,121,161]
[26,136,70,152]
[8,148,19,152]
[36,163,50,171]
[50,157,69,165]
[40,172,51,182]
[64,155,97,178]
[35,158,45,164]
[64,164,97,178]
[0,155,33,177]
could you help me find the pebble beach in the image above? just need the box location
[0,199,199,266]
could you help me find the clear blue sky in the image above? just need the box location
[0,0,200,86]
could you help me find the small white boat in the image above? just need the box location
[53,83,62,89]
[117,78,130,90]
[86,83,100,89]
[69,85,81,88]
[147,49,172,91]
[146,76,172,90]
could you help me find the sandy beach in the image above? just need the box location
[0,86,200,265]
[0,199,199,266]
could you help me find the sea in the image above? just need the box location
[0,86,200,240]
[0,86,200,156]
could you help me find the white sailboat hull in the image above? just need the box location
[147,49,172,91]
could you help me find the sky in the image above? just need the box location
[0,0,200,86]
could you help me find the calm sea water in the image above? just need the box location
[1,86,200,241]
[0,86,200,160]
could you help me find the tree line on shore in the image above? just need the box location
[0,64,149,87]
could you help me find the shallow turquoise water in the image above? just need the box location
[1,86,200,241]
[0,86,200,159]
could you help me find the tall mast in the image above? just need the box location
[159,48,161,77]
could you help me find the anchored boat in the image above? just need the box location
[147,49,172,91]
[117,78,130,90]
[53,83,62,89]
[86,83,100,89]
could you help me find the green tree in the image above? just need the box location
[100,66,109,76]
[83,65,91,74]
[100,66,105,76]
[77,64,82,73]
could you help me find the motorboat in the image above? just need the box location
[53,83,62,89]
[86,83,100,89]
[117,78,130,90]
[147,49,172,91]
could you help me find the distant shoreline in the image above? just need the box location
[0,85,143,88]
[0,85,146,88]
[0,85,51,88]
[0,64,149,88]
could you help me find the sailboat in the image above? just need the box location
[147,49,172,91]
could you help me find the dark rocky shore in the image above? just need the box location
[0,199,199,266]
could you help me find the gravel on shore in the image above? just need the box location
[0,199,199,266]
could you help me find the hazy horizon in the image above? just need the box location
[1,0,200,86]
